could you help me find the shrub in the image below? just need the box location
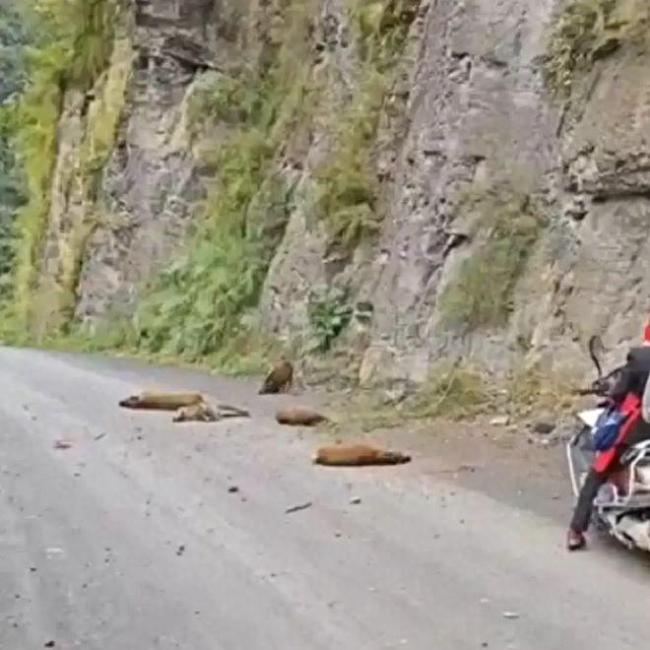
[543,0,650,99]
[128,1,329,370]
[438,189,544,332]
[308,286,354,352]
[134,64,303,364]
[408,360,491,421]
[314,72,386,251]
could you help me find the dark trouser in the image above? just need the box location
[570,469,607,533]
[570,419,650,533]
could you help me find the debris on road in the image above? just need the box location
[432,463,479,475]
[350,496,362,505]
[228,485,240,494]
[532,421,555,435]
[285,501,313,514]
[176,544,186,557]
[45,547,64,558]
[314,444,411,466]
[93,432,108,441]
[527,417,575,447]
[502,611,520,620]
[53,440,73,450]
[276,406,328,426]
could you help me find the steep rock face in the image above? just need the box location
[73,0,232,321]
[34,0,249,327]
[542,49,650,373]
[261,0,650,383]
[28,0,650,384]
[352,0,562,383]
[259,0,566,382]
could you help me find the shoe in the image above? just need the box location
[567,529,586,551]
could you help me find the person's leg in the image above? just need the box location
[566,415,650,550]
[568,468,606,550]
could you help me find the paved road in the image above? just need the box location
[0,347,648,650]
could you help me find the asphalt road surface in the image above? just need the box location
[0,347,648,650]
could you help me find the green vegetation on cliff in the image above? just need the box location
[0,4,29,300]
[1,0,121,339]
[315,0,418,252]
[35,13,132,336]
[314,72,385,252]
[544,0,650,99]
[123,0,419,370]
[126,4,316,369]
[0,114,25,299]
[1,0,419,375]
[438,186,544,332]
[134,91,291,364]
[0,4,27,102]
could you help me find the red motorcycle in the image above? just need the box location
[567,337,650,551]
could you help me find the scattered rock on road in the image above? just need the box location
[285,502,313,514]
[532,421,555,435]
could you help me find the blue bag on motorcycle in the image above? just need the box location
[592,408,626,452]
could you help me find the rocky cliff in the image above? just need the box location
[3,0,650,390]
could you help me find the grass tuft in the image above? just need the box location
[543,0,650,99]
[438,186,545,332]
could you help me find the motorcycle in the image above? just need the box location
[566,336,650,551]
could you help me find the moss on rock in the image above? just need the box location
[543,0,650,99]
[438,186,545,333]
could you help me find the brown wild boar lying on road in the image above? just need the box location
[314,444,411,466]
[275,406,328,426]
[119,392,249,423]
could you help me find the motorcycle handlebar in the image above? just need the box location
[571,382,611,398]
[572,386,601,394]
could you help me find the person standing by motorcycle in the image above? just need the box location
[567,331,650,551]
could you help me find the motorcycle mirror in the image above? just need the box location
[588,335,605,379]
